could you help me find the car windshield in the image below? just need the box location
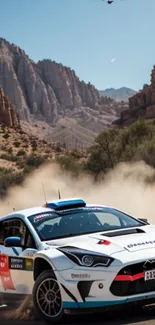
[28,207,144,241]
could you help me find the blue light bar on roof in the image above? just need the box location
[44,199,86,211]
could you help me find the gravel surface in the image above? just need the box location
[1,305,155,325]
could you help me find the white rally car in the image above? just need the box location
[0,198,155,323]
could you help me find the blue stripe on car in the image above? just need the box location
[63,293,155,309]
[12,247,19,256]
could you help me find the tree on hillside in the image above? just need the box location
[87,119,155,178]
[87,128,119,176]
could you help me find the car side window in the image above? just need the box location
[0,218,36,248]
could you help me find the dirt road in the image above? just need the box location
[1,306,155,325]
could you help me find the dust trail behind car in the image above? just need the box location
[1,160,155,320]
[0,160,155,223]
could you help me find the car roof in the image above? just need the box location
[0,203,115,222]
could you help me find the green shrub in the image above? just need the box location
[0,168,24,197]
[56,155,83,176]
[3,133,9,139]
[0,153,18,162]
[25,154,45,168]
[31,139,37,151]
[7,147,13,154]
[17,149,26,156]
[13,141,21,148]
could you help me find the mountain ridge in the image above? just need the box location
[99,87,137,102]
[0,37,128,148]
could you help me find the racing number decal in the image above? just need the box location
[0,254,15,291]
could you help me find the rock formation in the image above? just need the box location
[114,66,155,126]
[0,38,129,148]
[0,38,102,125]
[0,87,18,127]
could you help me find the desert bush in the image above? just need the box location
[0,153,18,162]
[56,155,83,176]
[7,147,13,154]
[31,138,37,151]
[17,149,26,156]
[0,168,24,197]
[70,149,82,159]
[25,154,45,168]
[13,141,21,148]
[23,143,29,149]
[3,133,9,139]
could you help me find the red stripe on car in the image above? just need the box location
[114,272,144,282]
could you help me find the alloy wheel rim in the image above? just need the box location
[36,278,62,317]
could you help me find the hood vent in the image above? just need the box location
[102,228,146,238]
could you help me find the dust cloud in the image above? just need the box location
[2,160,155,320]
[0,160,155,223]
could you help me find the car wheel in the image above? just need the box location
[32,270,64,324]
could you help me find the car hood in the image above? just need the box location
[45,225,155,256]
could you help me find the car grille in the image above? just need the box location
[110,261,155,297]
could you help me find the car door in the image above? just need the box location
[0,218,37,296]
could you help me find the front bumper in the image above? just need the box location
[55,266,155,310]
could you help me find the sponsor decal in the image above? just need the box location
[143,260,155,270]
[34,213,51,222]
[9,257,33,271]
[71,273,90,279]
[59,207,103,214]
[25,258,33,271]
[9,257,24,270]
[0,255,15,291]
[98,240,111,245]
[127,240,155,249]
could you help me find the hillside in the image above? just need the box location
[21,98,128,149]
[0,38,128,148]
[113,66,155,126]
[0,125,69,197]
[99,87,137,102]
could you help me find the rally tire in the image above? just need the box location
[32,270,64,324]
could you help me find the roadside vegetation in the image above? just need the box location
[0,125,65,197]
[1,118,155,197]
[57,118,155,180]
[86,119,155,178]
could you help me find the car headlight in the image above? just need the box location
[58,246,114,267]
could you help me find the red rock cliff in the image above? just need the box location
[113,66,155,126]
[0,87,18,127]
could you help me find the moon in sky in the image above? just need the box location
[111,57,116,63]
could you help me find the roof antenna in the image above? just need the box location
[58,189,61,200]
[41,182,47,204]
[8,201,15,212]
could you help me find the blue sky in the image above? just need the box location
[0,0,155,91]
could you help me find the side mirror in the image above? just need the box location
[138,218,149,224]
[4,236,22,248]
